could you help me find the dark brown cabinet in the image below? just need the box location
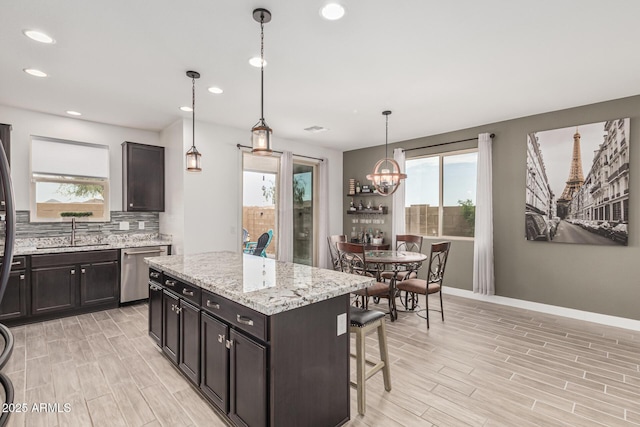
[0,256,28,320]
[30,250,119,319]
[122,141,165,212]
[229,329,267,427]
[179,299,200,385]
[80,261,119,306]
[201,312,229,413]
[162,289,180,364]
[148,282,163,346]
[31,265,76,315]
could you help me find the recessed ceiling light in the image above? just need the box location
[249,57,267,68]
[208,87,223,94]
[23,68,47,77]
[66,110,82,116]
[180,106,193,112]
[23,30,55,44]
[321,3,345,20]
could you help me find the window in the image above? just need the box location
[30,136,110,222]
[405,149,477,238]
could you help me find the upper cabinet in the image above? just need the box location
[122,141,165,212]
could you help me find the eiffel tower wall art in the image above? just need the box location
[525,118,630,246]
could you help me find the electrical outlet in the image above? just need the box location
[138,221,145,230]
[119,221,129,231]
[337,313,347,336]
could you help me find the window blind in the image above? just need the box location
[31,136,109,179]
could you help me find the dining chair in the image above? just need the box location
[380,234,423,282]
[327,235,347,271]
[336,242,394,314]
[396,241,451,328]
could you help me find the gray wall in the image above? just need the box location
[344,95,640,320]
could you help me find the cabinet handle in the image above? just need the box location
[237,315,254,326]
[71,269,75,275]
[149,283,160,291]
[171,304,176,312]
[81,268,86,274]
[19,274,25,281]
[182,289,194,297]
[176,307,182,314]
[130,203,134,207]
[225,339,234,349]
[206,300,220,310]
[11,261,20,266]
[218,334,225,343]
[150,272,160,278]
[165,279,176,287]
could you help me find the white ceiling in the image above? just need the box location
[2,0,640,151]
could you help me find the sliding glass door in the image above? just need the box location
[293,162,315,265]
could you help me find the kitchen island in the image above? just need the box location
[146,251,373,427]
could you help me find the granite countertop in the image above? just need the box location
[146,251,373,315]
[12,234,172,255]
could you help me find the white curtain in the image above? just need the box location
[278,151,294,262]
[473,133,495,295]
[317,158,330,269]
[391,148,406,249]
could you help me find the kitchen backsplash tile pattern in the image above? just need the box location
[13,210,159,238]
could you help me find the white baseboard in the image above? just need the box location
[443,287,640,332]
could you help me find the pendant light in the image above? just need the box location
[366,111,407,196]
[185,70,202,171]
[251,8,273,156]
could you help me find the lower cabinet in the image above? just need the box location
[148,282,163,346]
[200,312,229,412]
[80,261,119,306]
[30,250,119,318]
[162,290,180,364]
[31,265,76,315]
[0,270,29,320]
[229,329,267,427]
[179,299,200,384]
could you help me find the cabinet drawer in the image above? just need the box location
[1,256,26,271]
[32,250,118,268]
[202,290,267,342]
[163,274,201,305]
[149,268,162,284]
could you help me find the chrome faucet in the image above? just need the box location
[71,217,77,246]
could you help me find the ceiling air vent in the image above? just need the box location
[304,126,328,133]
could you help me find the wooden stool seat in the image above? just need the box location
[349,307,391,415]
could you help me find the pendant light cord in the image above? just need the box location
[191,76,196,149]
[260,15,265,123]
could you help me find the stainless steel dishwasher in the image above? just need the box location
[121,246,168,303]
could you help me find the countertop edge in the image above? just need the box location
[146,257,374,316]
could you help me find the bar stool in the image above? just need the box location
[349,307,392,415]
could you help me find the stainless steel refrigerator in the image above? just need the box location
[0,125,16,426]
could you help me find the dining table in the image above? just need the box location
[365,250,428,320]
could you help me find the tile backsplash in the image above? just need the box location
[12,210,159,239]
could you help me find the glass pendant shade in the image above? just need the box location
[251,122,272,156]
[186,145,201,172]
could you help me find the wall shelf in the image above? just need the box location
[347,207,387,215]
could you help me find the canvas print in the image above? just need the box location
[525,118,630,245]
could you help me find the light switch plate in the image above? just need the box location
[138,221,145,230]
[337,313,347,336]
[119,221,129,231]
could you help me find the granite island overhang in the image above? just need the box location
[145,251,373,427]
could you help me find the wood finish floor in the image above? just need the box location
[1,294,639,426]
